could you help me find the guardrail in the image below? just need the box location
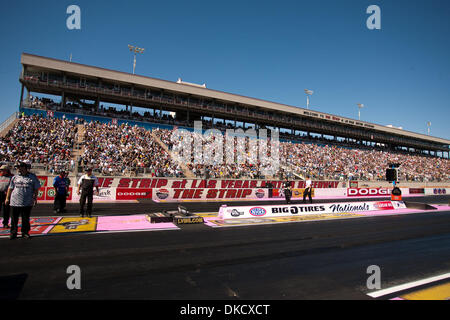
[0,112,19,135]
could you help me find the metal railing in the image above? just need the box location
[0,112,19,135]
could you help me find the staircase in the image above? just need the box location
[150,130,195,178]
[0,113,20,138]
[70,124,86,174]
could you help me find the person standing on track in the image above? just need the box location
[283,180,292,204]
[5,162,41,239]
[77,167,99,218]
[303,175,313,204]
[53,170,70,214]
[0,165,13,228]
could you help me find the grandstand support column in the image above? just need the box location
[61,91,66,108]
[18,83,24,109]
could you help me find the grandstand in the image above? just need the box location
[0,52,449,182]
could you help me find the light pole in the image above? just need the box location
[304,89,314,109]
[427,121,431,135]
[128,45,145,74]
[357,103,364,121]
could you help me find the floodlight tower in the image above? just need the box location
[304,89,314,109]
[128,45,145,74]
[357,103,364,121]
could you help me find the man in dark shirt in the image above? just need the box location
[53,170,70,214]
[283,180,292,204]
[77,167,99,218]
[0,165,13,228]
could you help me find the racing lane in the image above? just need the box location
[0,196,449,300]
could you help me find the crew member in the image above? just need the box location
[77,167,99,218]
[283,180,292,204]
[5,162,41,239]
[0,165,13,228]
[303,176,313,204]
[53,170,70,214]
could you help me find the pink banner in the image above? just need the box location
[96,215,177,231]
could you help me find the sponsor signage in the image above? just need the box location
[347,188,390,197]
[174,216,204,224]
[219,201,406,219]
[44,187,73,201]
[0,217,60,236]
[271,188,315,199]
[115,188,152,200]
[69,177,340,189]
[433,188,447,195]
[49,217,97,233]
[409,188,425,194]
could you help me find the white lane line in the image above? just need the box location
[367,272,450,298]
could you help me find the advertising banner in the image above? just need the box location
[44,187,73,201]
[347,188,391,197]
[49,217,97,233]
[218,201,407,219]
[81,177,340,189]
[71,188,115,202]
[272,188,316,199]
[153,188,267,201]
[115,188,152,200]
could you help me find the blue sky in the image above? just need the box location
[0,0,449,139]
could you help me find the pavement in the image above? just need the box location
[0,195,449,303]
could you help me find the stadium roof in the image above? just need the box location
[20,53,450,148]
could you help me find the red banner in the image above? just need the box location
[116,188,152,200]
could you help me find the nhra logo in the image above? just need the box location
[255,189,265,199]
[156,188,169,199]
[249,207,266,217]
[434,188,447,195]
[348,188,389,197]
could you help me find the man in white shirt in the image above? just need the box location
[303,176,313,204]
[77,167,99,218]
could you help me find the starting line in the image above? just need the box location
[0,215,180,238]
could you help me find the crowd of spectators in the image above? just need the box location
[0,114,76,173]
[81,122,184,177]
[1,112,449,182]
[154,127,450,182]
[281,142,449,182]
